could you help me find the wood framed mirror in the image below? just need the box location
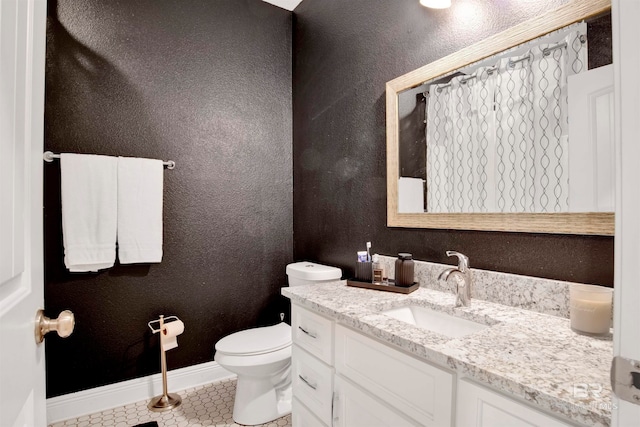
[386,0,613,235]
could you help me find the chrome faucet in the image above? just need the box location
[438,251,472,307]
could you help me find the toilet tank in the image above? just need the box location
[286,262,342,287]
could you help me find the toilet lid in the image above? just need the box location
[215,322,291,356]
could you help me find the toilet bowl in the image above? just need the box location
[214,323,292,426]
[214,261,342,425]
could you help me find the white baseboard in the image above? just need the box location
[46,361,235,424]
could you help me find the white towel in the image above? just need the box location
[117,157,164,264]
[60,153,118,272]
[398,177,425,213]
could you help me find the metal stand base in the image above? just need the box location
[147,393,182,412]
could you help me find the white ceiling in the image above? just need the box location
[262,0,303,12]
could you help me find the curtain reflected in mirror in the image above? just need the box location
[397,14,612,215]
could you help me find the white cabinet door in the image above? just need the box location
[0,0,47,426]
[456,380,571,427]
[334,375,420,427]
[335,324,453,426]
[292,398,327,427]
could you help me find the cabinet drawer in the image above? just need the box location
[456,379,572,427]
[335,324,453,426]
[334,375,420,427]
[292,304,334,365]
[292,345,334,424]
[292,398,327,427]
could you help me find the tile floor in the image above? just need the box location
[49,378,292,427]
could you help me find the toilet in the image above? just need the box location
[214,261,342,425]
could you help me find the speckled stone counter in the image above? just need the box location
[282,281,613,427]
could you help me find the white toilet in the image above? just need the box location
[214,261,342,425]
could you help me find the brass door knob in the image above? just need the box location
[35,309,75,344]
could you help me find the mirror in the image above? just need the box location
[386,0,614,235]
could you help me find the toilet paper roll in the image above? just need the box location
[161,319,184,351]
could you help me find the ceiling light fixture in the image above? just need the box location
[420,0,451,9]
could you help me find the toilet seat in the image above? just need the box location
[215,322,291,356]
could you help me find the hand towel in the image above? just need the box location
[398,177,425,213]
[60,153,118,272]
[117,157,164,264]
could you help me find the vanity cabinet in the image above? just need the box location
[291,304,452,427]
[291,304,573,427]
[455,380,572,427]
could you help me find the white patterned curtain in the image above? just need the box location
[426,27,587,213]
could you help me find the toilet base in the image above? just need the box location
[213,324,293,425]
[233,374,292,425]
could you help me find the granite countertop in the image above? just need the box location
[282,281,613,427]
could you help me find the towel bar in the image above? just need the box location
[43,151,176,170]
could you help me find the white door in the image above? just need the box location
[0,0,47,426]
[611,0,640,424]
[568,64,615,212]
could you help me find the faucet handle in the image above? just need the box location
[445,251,469,272]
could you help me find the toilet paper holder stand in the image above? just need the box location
[147,315,182,412]
[148,315,179,334]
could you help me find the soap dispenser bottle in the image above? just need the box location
[395,253,414,287]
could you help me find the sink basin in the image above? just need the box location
[382,305,489,338]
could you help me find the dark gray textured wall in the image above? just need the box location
[292,0,614,285]
[43,0,614,400]
[44,0,292,397]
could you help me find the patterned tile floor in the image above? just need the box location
[49,378,291,427]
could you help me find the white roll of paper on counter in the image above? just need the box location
[161,319,184,351]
